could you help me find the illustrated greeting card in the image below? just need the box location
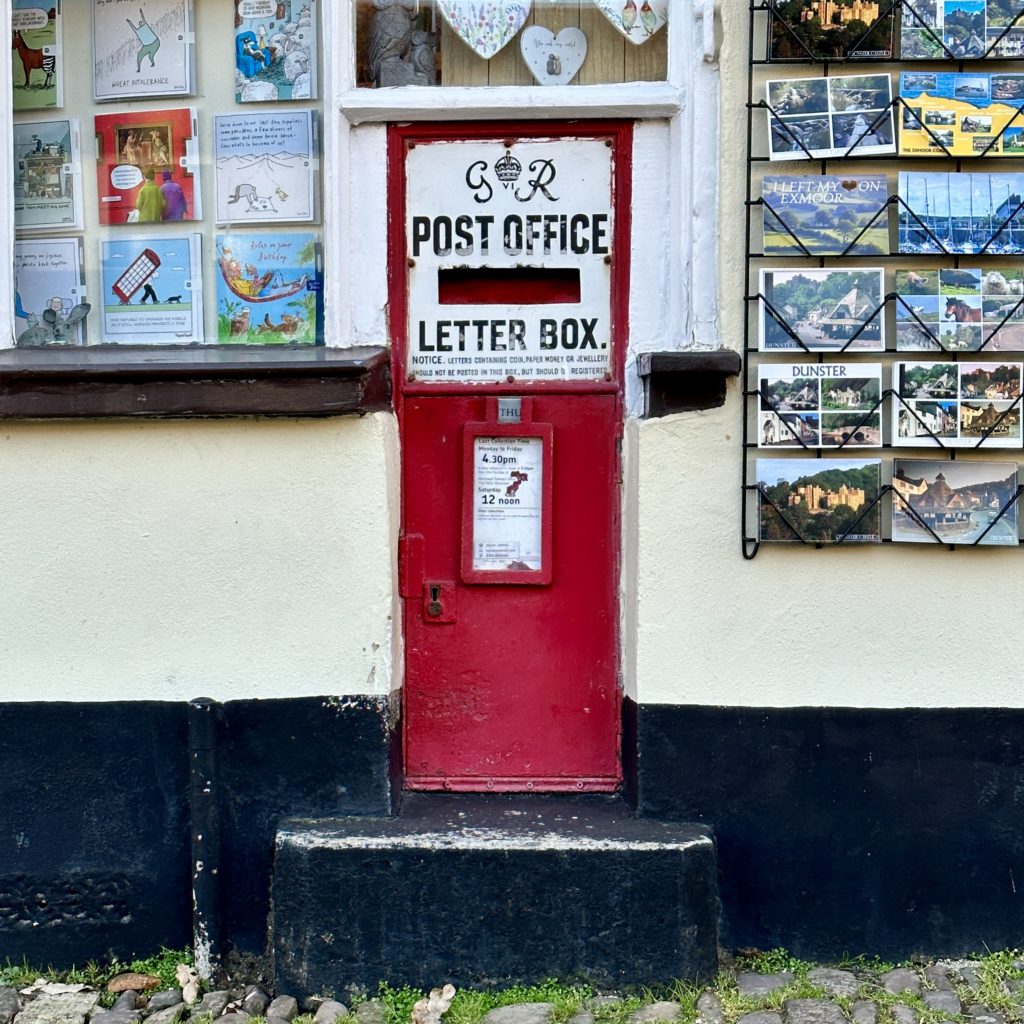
[93,0,194,101]
[214,111,318,225]
[11,0,63,110]
[436,1,531,59]
[95,107,201,226]
[215,232,322,344]
[14,237,87,346]
[13,119,82,232]
[100,233,203,343]
[235,0,317,102]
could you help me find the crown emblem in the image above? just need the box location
[494,149,522,187]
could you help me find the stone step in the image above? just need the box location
[271,794,718,991]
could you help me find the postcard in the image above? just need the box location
[988,0,1024,54]
[767,0,894,60]
[758,362,883,449]
[215,232,322,344]
[235,0,317,103]
[13,119,82,232]
[762,175,889,256]
[12,0,62,111]
[93,0,194,102]
[903,0,1024,58]
[99,233,202,344]
[899,72,1024,157]
[214,111,318,225]
[95,107,200,226]
[892,459,1019,544]
[757,457,882,543]
[893,359,1024,447]
[767,74,896,161]
[898,171,1024,254]
[902,0,985,59]
[14,237,87,347]
[895,266,1024,351]
[759,267,886,352]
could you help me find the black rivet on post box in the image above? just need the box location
[408,373,416,382]
[604,255,612,265]
[408,258,415,268]
[503,139,515,148]
[507,375,515,383]
[605,140,613,147]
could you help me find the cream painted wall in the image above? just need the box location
[0,414,397,702]
[632,3,1024,710]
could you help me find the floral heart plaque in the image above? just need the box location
[593,0,667,45]
[520,26,587,85]
[437,1,533,60]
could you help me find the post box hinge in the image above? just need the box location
[398,532,424,598]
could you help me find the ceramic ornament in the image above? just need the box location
[593,0,667,45]
[436,1,532,60]
[520,26,587,85]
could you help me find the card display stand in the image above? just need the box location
[743,1,1024,558]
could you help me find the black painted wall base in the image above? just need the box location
[637,704,1024,961]
[0,696,396,967]
[272,795,718,991]
[5,697,1024,972]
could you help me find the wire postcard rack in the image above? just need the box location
[743,0,1024,558]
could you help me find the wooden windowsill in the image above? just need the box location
[0,346,391,419]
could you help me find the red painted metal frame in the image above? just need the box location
[387,120,634,406]
[390,120,632,793]
[460,417,554,586]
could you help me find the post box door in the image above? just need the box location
[391,123,631,792]
[401,392,621,791]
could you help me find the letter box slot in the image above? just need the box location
[438,268,581,306]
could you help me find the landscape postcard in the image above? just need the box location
[899,72,1024,157]
[13,118,82,232]
[762,174,889,256]
[759,267,886,351]
[892,458,1019,544]
[902,0,1024,58]
[767,74,896,161]
[767,1,895,61]
[898,171,1024,254]
[757,457,882,543]
[893,359,1024,447]
[758,362,883,449]
[895,266,1024,351]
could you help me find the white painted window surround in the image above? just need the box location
[1,1,721,405]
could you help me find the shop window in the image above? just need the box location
[10,0,326,348]
[354,1,667,88]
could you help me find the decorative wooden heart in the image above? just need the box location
[437,1,532,60]
[593,0,667,45]
[520,26,587,85]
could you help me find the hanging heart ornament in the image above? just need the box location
[436,1,533,60]
[593,0,667,45]
[520,26,587,85]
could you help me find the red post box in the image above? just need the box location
[390,121,632,792]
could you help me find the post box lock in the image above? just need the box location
[423,581,456,624]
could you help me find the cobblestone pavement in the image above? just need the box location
[3,956,1024,1024]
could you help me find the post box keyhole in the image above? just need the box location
[427,585,443,617]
